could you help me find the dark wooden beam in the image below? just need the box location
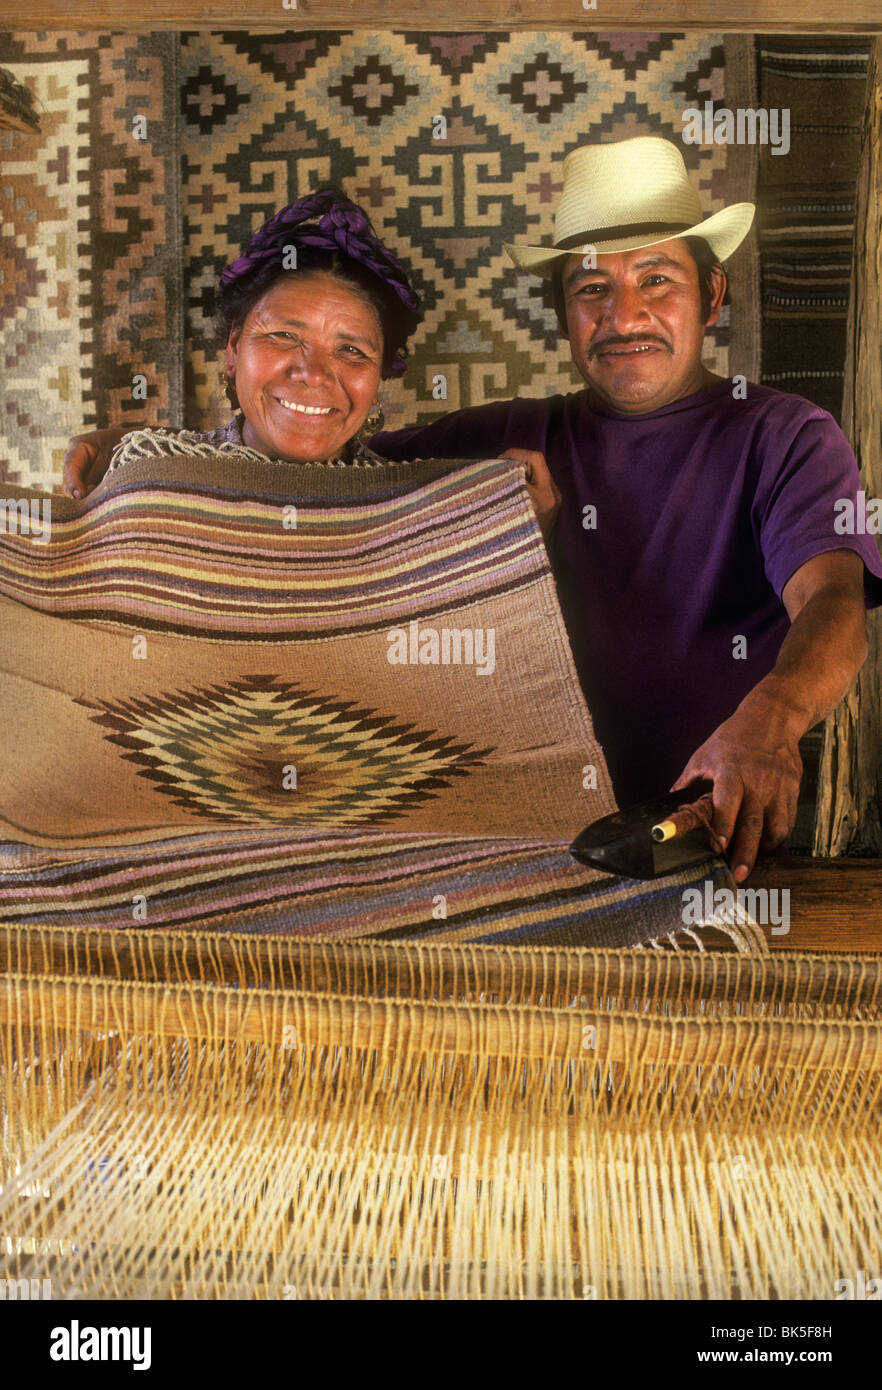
[704,856,882,952]
[0,2,879,34]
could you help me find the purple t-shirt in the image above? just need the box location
[373,381,882,804]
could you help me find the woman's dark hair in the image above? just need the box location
[216,189,421,408]
[548,234,729,334]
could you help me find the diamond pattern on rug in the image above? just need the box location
[328,54,421,126]
[181,65,252,134]
[497,51,590,123]
[78,674,493,828]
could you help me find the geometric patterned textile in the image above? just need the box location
[181,31,761,435]
[1,30,764,487]
[754,37,870,848]
[78,675,492,827]
[0,829,742,946]
[0,31,182,486]
[0,442,754,950]
[756,36,869,423]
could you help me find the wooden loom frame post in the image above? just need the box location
[815,38,882,856]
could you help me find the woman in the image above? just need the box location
[63,189,560,536]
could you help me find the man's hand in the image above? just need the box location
[671,688,804,884]
[672,550,868,883]
[498,449,561,542]
[61,427,129,497]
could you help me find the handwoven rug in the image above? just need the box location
[0,439,757,950]
[181,30,760,433]
[757,35,870,422]
[0,31,183,486]
[2,30,760,488]
[753,37,871,846]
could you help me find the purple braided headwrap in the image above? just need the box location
[219,190,420,378]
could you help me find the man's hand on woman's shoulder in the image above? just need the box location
[62,426,130,497]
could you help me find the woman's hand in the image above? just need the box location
[61,426,130,497]
[498,448,562,542]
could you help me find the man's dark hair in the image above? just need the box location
[548,235,729,336]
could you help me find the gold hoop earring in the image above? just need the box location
[220,368,238,409]
[359,402,385,439]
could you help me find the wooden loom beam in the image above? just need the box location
[0,3,879,36]
[3,923,882,1009]
[3,971,882,1069]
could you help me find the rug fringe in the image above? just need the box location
[644,901,767,956]
[703,898,769,955]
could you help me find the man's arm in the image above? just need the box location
[375,398,562,540]
[672,549,869,882]
[372,396,547,462]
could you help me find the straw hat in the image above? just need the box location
[504,136,755,277]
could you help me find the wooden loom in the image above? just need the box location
[1,922,881,1299]
[1,29,881,1305]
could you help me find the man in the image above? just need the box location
[370,137,882,882]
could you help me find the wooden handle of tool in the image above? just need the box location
[652,791,715,843]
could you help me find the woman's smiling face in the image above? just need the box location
[225,270,384,462]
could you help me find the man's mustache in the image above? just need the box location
[589,336,671,359]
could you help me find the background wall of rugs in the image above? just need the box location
[0,30,869,487]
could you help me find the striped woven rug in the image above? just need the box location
[0,439,756,950]
[757,36,869,422]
